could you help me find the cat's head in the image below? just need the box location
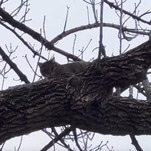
[38,57,59,77]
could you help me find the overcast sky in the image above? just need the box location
[0,0,151,150]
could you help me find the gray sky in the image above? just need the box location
[0,0,151,150]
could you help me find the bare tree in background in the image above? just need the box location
[0,0,151,150]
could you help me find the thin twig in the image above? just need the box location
[86,6,90,24]
[98,0,105,61]
[90,0,98,22]
[119,0,123,54]
[72,34,77,55]
[63,6,70,32]
[104,0,151,25]
[0,21,47,60]
[16,136,23,151]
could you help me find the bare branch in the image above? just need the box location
[130,134,143,151]
[119,0,123,54]
[72,34,77,55]
[98,0,106,61]
[0,21,47,60]
[50,22,150,45]
[40,127,73,151]
[73,129,83,151]
[0,47,30,83]
[63,6,70,32]
[0,0,8,6]
[0,7,80,61]
[16,136,23,151]
[104,0,151,25]
[78,39,92,59]
[90,0,98,22]
[86,6,90,24]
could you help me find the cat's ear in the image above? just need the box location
[51,57,55,62]
[38,62,43,68]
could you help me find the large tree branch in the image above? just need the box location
[0,39,151,143]
[0,78,150,144]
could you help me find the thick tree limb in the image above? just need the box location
[0,39,151,143]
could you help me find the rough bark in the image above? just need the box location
[0,39,151,143]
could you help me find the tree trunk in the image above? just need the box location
[0,39,151,143]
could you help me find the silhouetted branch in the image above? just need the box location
[0,47,30,83]
[0,7,80,61]
[73,129,83,151]
[104,0,151,25]
[0,21,47,60]
[41,127,73,151]
[130,134,143,151]
[50,22,150,44]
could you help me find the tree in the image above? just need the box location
[0,0,151,150]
